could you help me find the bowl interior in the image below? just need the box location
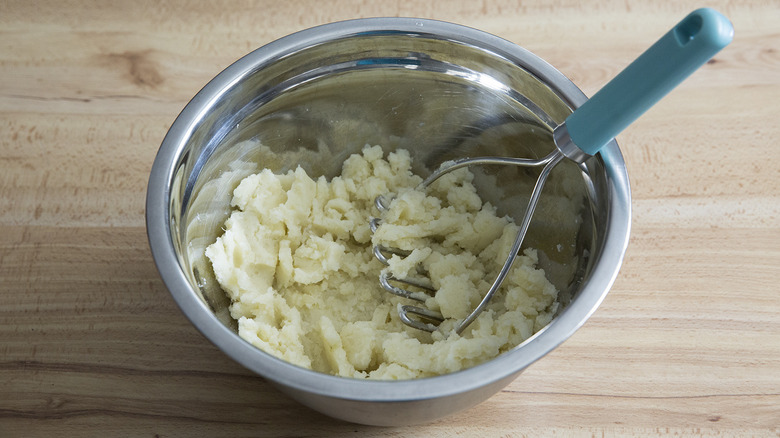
[166,26,610,362]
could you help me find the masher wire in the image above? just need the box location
[370,149,565,335]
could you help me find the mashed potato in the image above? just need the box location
[205,145,559,379]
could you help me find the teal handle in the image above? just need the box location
[564,8,734,156]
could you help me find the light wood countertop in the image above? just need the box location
[1,1,778,436]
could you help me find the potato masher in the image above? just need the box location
[370,8,734,334]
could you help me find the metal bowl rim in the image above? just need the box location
[146,17,631,402]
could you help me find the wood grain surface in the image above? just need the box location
[1,0,778,436]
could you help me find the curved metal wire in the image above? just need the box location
[370,149,566,334]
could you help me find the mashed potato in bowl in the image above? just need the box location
[205,145,559,380]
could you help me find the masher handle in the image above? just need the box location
[563,8,734,157]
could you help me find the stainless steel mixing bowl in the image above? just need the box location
[146,18,631,425]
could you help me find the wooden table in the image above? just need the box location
[2,1,778,436]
